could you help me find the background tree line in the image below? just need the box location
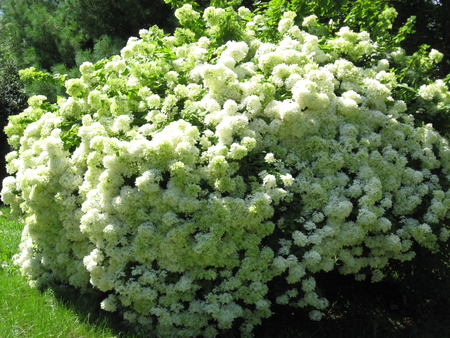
[0,0,449,189]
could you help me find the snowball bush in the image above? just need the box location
[3,5,450,337]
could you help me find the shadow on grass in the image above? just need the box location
[39,258,450,338]
[41,282,146,338]
[42,275,450,338]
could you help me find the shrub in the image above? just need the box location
[0,59,28,192]
[2,5,450,337]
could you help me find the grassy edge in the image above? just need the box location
[0,206,143,338]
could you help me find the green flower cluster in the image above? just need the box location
[2,5,450,337]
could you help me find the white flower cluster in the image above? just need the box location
[3,6,450,338]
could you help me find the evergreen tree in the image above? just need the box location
[64,0,177,45]
[0,0,177,71]
[0,0,83,70]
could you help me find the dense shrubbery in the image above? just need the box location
[0,57,28,191]
[2,4,450,337]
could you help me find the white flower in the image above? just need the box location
[101,294,118,312]
[308,310,323,321]
[439,227,449,241]
[278,18,294,34]
[222,41,249,63]
[238,6,251,18]
[303,250,321,266]
[278,99,301,121]
[112,114,132,133]
[302,276,316,292]
[203,7,226,27]
[175,4,201,26]
[302,15,318,28]
[65,79,87,97]
[429,49,443,63]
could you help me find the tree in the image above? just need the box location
[0,0,177,71]
[0,0,180,104]
[64,0,177,45]
[0,0,84,70]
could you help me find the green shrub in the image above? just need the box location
[0,59,27,192]
[2,5,450,337]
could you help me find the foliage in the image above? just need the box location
[0,0,178,103]
[249,0,450,76]
[16,66,69,104]
[63,0,178,46]
[250,0,397,39]
[249,0,450,138]
[0,0,84,71]
[0,0,177,71]
[164,0,258,10]
[2,4,450,338]
[0,33,28,192]
[393,0,450,77]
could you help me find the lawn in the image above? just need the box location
[2,205,450,338]
[0,206,143,338]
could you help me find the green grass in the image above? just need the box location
[2,205,450,338]
[0,207,142,338]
